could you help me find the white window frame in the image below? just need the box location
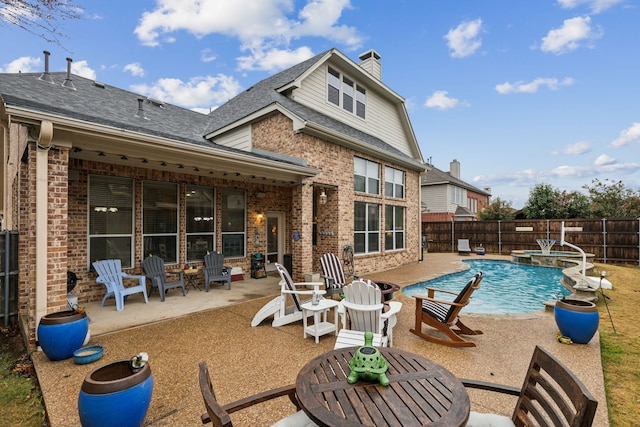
[451,186,464,205]
[354,157,380,195]
[385,166,405,199]
[327,66,366,119]
[221,188,246,259]
[385,205,405,251]
[186,184,216,262]
[354,202,380,255]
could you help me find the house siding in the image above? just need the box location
[290,64,412,157]
[215,125,251,151]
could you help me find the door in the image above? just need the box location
[265,212,285,272]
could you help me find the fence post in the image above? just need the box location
[498,220,502,254]
[450,218,455,253]
[546,219,550,240]
[602,218,607,264]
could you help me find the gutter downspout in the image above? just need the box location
[35,121,53,337]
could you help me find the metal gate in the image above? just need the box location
[1,230,19,326]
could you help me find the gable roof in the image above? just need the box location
[204,48,425,171]
[421,164,490,196]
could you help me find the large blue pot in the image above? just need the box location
[37,310,89,361]
[78,360,153,427]
[554,299,599,344]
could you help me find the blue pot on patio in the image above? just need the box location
[554,299,599,344]
[37,310,89,361]
[78,359,153,427]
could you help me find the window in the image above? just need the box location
[143,181,178,263]
[89,175,134,268]
[451,186,464,205]
[384,167,405,198]
[328,67,340,106]
[327,67,366,118]
[354,157,380,195]
[385,205,405,251]
[354,202,380,254]
[221,189,246,258]
[356,85,366,119]
[467,197,478,213]
[186,185,215,262]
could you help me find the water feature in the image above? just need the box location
[402,259,569,314]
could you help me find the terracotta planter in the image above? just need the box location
[78,360,153,427]
[37,310,88,361]
[554,299,599,344]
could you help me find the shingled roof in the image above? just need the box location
[421,164,490,196]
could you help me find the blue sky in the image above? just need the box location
[1,0,639,208]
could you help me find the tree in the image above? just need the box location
[0,0,83,46]
[478,197,515,220]
[583,179,640,218]
[523,184,562,219]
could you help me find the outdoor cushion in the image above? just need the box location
[271,410,317,427]
[466,411,515,427]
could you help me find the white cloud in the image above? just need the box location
[444,18,483,58]
[124,62,145,77]
[237,46,314,72]
[552,141,592,155]
[133,0,362,71]
[611,123,640,148]
[540,16,602,55]
[201,49,217,63]
[557,0,624,14]
[495,77,574,94]
[472,160,640,187]
[0,56,40,73]
[594,154,616,166]
[71,60,96,80]
[130,74,243,109]
[424,90,462,110]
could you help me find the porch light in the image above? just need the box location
[319,190,327,205]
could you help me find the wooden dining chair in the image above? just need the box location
[410,271,484,347]
[198,361,317,427]
[461,345,598,427]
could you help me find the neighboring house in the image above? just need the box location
[0,48,425,346]
[421,159,491,222]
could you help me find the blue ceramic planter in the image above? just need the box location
[78,360,153,427]
[554,299,599,344]
[37,310,89,361]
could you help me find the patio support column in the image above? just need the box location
[35,121,53,333]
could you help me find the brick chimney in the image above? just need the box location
[450,159,460,179]
[358,49,382,80]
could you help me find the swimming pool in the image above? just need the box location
[402,259,570,314]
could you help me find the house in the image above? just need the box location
[421,159,490,222]
[0,48,425,346]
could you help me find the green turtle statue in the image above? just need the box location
[347,331,390,386]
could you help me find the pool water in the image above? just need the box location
[402,259,569,314]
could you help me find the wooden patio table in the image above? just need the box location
[296,346,470,427]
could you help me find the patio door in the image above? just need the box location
[265,212,284,272]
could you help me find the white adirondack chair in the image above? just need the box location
[334,280,402,348]
[251,263,326,327]
[93,259,149,311]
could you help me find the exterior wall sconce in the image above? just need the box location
[256,212,264,221]
[319,189,327,205]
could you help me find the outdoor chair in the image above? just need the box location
[335,280,402,348]
[458,239,472,255]
[462,345,598,427]
[410,271,484,347]
[320,253,358,298]
[141,255,186,302]
[199,361,317,427]
[250,262,325,327]
[92,259,148,311]
[203,252,231,291]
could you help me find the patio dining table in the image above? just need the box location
[296,346,470,426]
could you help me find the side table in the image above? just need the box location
[183,268,201,292]
[301,298,339,344]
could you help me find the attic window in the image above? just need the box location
[327,67,366,119]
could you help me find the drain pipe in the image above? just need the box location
[560,221,587,276]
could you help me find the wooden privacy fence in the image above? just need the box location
[422,218,640,266]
